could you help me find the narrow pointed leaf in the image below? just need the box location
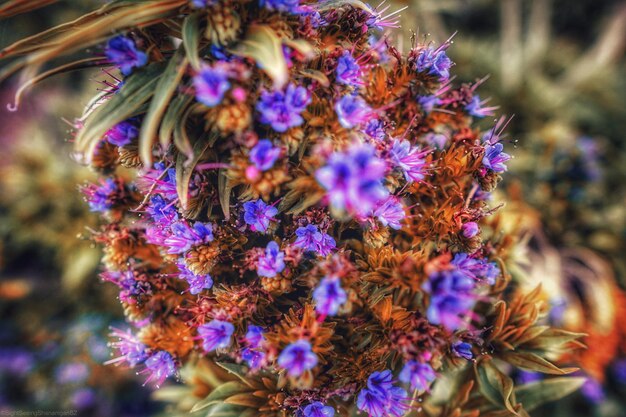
[229,25,288,89]
[515,377,586,411]
[76,63,164,161]
[218,169,233,219]
[189,382,247,413]
[475,358,518,415]
[500,351,579,375]
[159,93,194,147]
[140,47,187,165]
[183,12,202,70]
[176,138,211,210]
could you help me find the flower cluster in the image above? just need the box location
[3,0,581,416]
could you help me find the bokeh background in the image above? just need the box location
[0,0,624,415]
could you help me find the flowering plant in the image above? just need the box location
[1,0,584,416]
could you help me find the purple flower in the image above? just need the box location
[241,325,266,369]
[71,388,96,409]
[516,370,542,385]
[250,140,281,171]
[163,221,214,254]
[482,142,511,173]
[335,94,372,129]
[416,47,452,80]
[55,362,89,384]
[581,377,605,404]
[418,95,441,113]
[373,196,405,230]
[357,371,409,417]
[257,83,311,132]
[83,178,118,212]
[423,269,477,330]
[243,199,278,233]
[399,360,436,391]
[146,194,178,225]
[193,64,231,107]
[424,132,448,150]
[389,139,428,183]
[461,222,479,238]
[257,241,286,278]
[106,328,148,368]
[336,51,363,86]
[465,95,496,118]
[177,262,213,294]
[105,35,147,76]
[294,225,336,256]
[198,320,235,351]
[245,325,265,348]
[143,351,176,388]
[303,402,335,417]
[277,340,318,377]
[260,0,300,13]
[0,349,34,376]
[451,253,499,285]
[101,270,151,303]
[364,119,386,141]
[313,276,347,317]
[452,341,473,360]
[316,144,389,218]
[105,120,138,146]
[191,0,217,7]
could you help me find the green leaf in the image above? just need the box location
[76,63,164,161]
[515,377,586,411]
[159,93,194,148]
[475,358,518,416]
[229,25,288,89]
[523,329,586,350]
[189,382,247,413]
[140,47,188,165]
[218,169,233,220]
[176,138,211,210]
[500,351,579,375]
[183,12,202,70]
[203,404,247,417]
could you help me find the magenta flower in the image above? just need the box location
[277,340,318,377]
[243,199,278,233]
[399,360,436,391]
[257,241,285,278]
[146,194,178,226]
[389,139,428,183]
[312,276,347,317]
[334,94,372,128]
[461,222,479,238]
[105,35,147,76]
[198,320,235,352]
[193,64,231,107]
[257,83,311,132]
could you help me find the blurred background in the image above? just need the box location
[0,0,624,416]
